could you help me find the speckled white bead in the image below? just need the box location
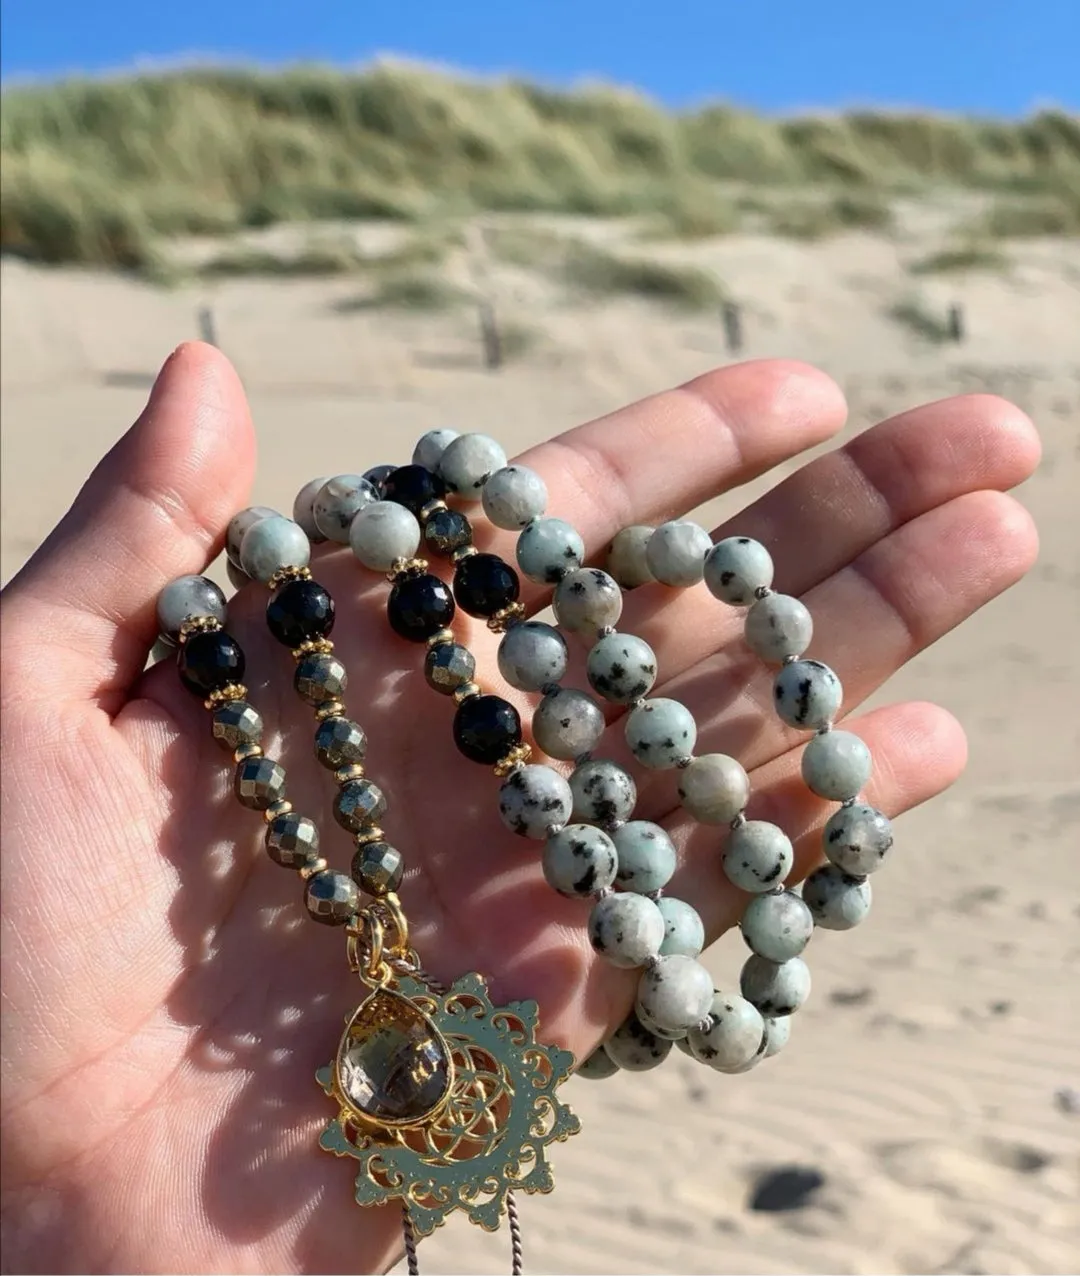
[607,525,655,590]
[542,825,618,898]
[722,820,793,893]
[576,1046,620,1079]
[803,864,873,930]
[482,465,548,529]
[570,759,637,826]
[613,821,677,894]
[801,730,872,801]
[156,574,227,643]
[498,764,573,839]
[292,477,329,543]
[588,892,665,968]
[740,954,811,1017]
[625,698,697,769]
[773,659,843,730]
[763,1015,791,1057]
[438,433,507,501]
[703,537,775,605]
[744,593,813,663]
[239,515,311,583]
[688,992,767,1072]
[553,568,623,634]
[586,632,657,703]
[740,889,815,962]
[516,517,585,584]
[636,955,715,1033]
[677,753,749,824]
[348,501,422,572]
[497,621,568,691]
[533,688,605,761]
[313,475,378,543]
[646,520,712,587]
[412,428,459,472]
[226,505,278,567]
[657,896,706,958]
[603,1012,673,1071]
[823,803,894,876]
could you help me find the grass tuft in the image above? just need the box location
[908,243,1008,275]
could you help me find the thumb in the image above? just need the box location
[1,342,255,712]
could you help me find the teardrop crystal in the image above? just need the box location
[335,990,451,1123]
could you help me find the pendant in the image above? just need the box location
[317,968,581,1236]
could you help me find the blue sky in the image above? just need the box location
[2,0,1077,115]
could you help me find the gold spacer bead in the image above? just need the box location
[354,827,385,847]
[426,627,455,650]
[297,858,329,880]
[386,556,430,582]
[291,636,335,661]
[335,763,366,785]
[204,683,248,710]
[179,615,222,645]
[314,700,347,722]
[450,544,479,564]
[233,743,263,763]
[453,681,482,705]
[263,799,293,823]
[493,743,533,778]
[419,498,448,523]
[268,565,312,591]
[487,601,526,633]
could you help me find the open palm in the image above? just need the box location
[0,344,1039,1275]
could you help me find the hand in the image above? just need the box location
[0,344,1039,1274]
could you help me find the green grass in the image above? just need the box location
[887,297,955,343]
[336,270,471,312]
[908,243,1008,275]
[2,63,1078,268]
[767,191,894,239]
[979,193,1080,237]
[563,242,723,307]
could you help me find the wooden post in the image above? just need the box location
[478,299,502,370]
[197,305,218,347]
[722,301,743,354]
[947,304,965,344]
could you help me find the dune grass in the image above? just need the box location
[765,191,895,240]
[888,297,955,343]
[2,62,1078,269]
[908,243,1009,275]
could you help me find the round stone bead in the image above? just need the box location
[453,695,522,765]
[412,427,460,471]
[294,652,348,705]
[382,464,446,516]
[625,698,697,769]
[423,507,472,558]
[823,803,894,876]
[604,1012,673,1072]
[613,821,677,894]
[722,820,794,893]
[362,464,398,497]
[313,716,367,769]
[304,870,359,925]
[576,1047,620,1080]
[744,593,813,663]
[741,889,815,962]
[157,574,227,643]
[607,525,655,590]
[387,573,455,642]
[235,756,287,810]
[497,621,568,692]
[645,520,711,587]
[333,778,388,833]
[802,864,873,931]
[265,811,320,869]
[211,699,263,752]
[438,433,507,501]
[801,730,872,801]
[349,501,422,572]
[553,568,623,634]
[516,517,585,585]
[703,537,774,605]
[569,759,636,826]
[586,632,657,703]
[656,896,705,958]
[226,559,251,591]
[226,505,278,567]
[239,516,311,584]
[312,475,378,543]
[532,688,605,762]
[292,477,329,543]
[266,578,335,648]
[588,892,664,968]
[498,764,573,839]
[688,992,766,1072]
[178,629,245,696]
[542,825,618,898]
[424,642,476,696]
[351,841,405,896]
[452,552,520,618]
[482,465,548,530]
[763,1015,792,1058]
[773,659,842,730]
[636,955,714,1033]
[740,955,811,1017]
[677,753,749,825]
[635,1005,690,1043]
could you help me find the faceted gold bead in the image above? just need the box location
[452,682,482,705]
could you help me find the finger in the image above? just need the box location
[497,359,847,611]
[1,344,255,712]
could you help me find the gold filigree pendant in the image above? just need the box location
[317,968,581,1236]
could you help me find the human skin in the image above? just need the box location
[0,344,1040,1273]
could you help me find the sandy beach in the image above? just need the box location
[2,220,1078,1274]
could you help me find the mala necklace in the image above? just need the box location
[156,428,893,1267]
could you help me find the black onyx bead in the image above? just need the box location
[453,694,522,765]
[178,629,245,696]
[266,578,335,648]
[382,465,446,516]
[424,508,473,558]
[363,464,398,497]
[387,573,455,642]
[453,552,520,618]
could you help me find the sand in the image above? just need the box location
[2,221,1078,1274]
